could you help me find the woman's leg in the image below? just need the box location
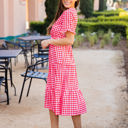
[72,115,82,128]
[49,110,59,128]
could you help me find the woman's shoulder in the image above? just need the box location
[65,8,77,13]
[62,8,77,18]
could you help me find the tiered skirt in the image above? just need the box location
[44,63,87,116]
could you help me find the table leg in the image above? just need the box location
[23,50,29,67]
[5,66,9,105]
[9,59,16,96]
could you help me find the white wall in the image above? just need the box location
[0,0,26,37]
[94,0,99,11]
[38,0,46,22]
[13,0,26,35]
[0,0,9,37]
[0,0,5,37]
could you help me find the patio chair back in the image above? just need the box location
[5,40,32,66]
[18,58,48,103]
[38,43,49,55]
[32,43,49,70]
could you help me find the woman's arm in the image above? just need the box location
[50,31,74,46]
[41,31,74,49]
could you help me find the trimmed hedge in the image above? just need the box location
[78,21,128,38]
[30,20,128,39]
[126,27,128,40]
[29,21,47,35]
[79,16,128,22]
[92,10,122,17]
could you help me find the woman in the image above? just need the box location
[41,0,87,128]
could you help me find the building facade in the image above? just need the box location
[0,0,46,37]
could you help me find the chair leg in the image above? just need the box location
[35,58,38,71]
[30,48,35,65]
[23,52,29,67]
[18,77,27,103]
[41,58,44,68]
[8,68,16,96]
[26,78,33,97]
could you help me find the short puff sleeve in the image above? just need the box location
[60,9,77,35]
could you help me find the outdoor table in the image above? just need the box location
[0,49,22,59]
[18,35,51,41]
[0,49,22,104]
[18,35,51,65]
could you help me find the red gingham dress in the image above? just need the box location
[44,8,87,116]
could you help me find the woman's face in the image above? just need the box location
[62,0,77,8]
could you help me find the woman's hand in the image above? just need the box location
[41,40,51,49]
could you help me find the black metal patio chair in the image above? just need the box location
[0,64,9,105]
[5,40,32,66]
[0,59,16,96]
[33,43,49,69]
[0,43,16,95]
[18,58,48,103]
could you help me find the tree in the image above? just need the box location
[43,0,59,34]
[92,0,94,9]
[80,0,93,18]
[99,0,107,11]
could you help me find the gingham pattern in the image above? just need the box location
[44,8,87,116]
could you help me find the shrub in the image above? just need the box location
[100,39,105,48]
[85,32,98,45]
[112,33,121,46]
[85,31,91,41]
[74,30,122,48]
[97,30,104,39]
[74,35,84,48]
[103,33,111,44]
[93,34,98,44]
[88,36,95,46]
[108,29,112,37]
